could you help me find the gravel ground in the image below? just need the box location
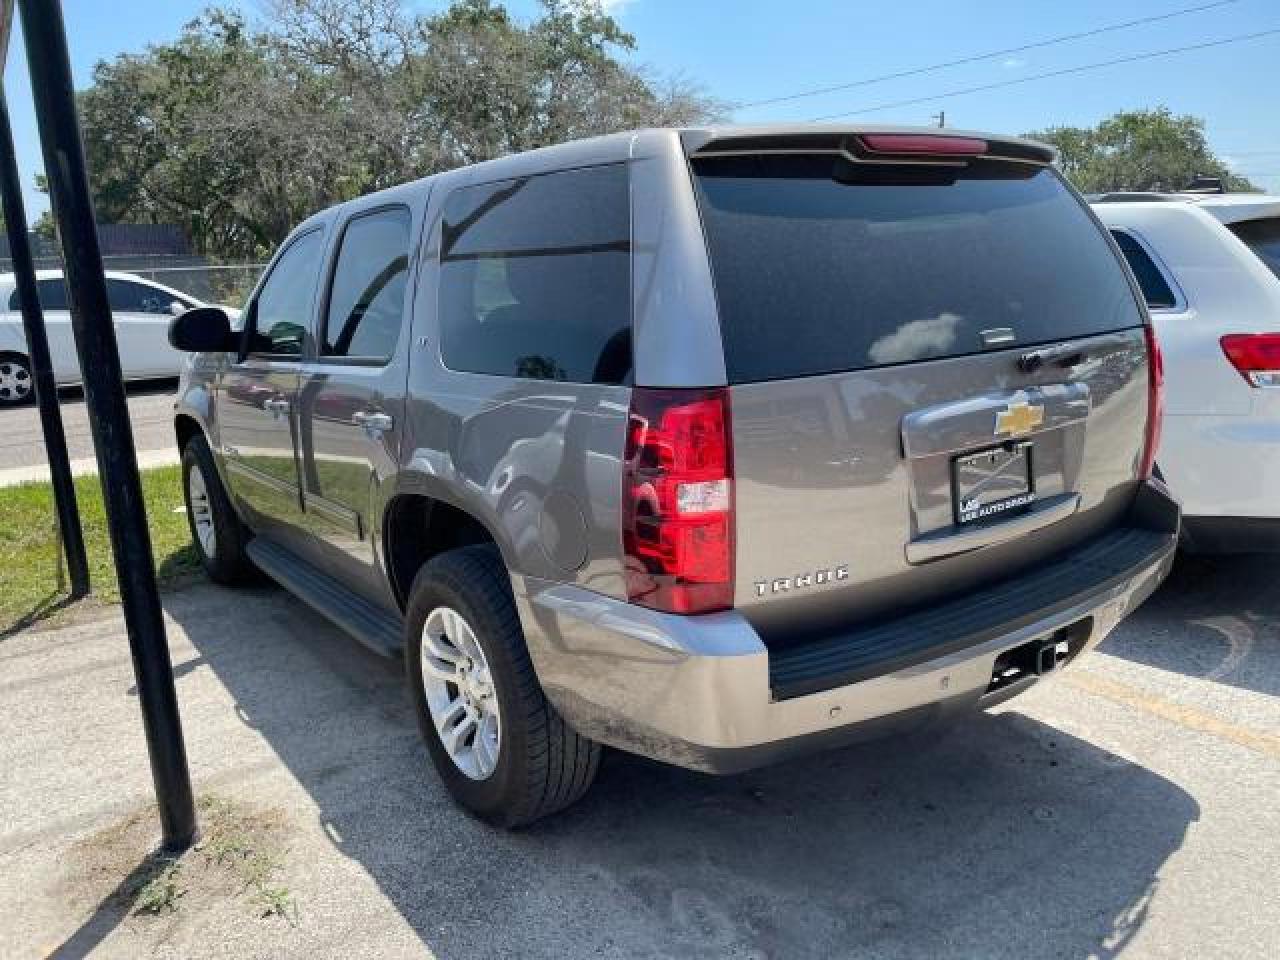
[1,552,1277,959]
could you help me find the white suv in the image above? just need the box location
[1093,193,1280,552]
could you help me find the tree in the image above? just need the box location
[74,0,723,259]
[1026,108,1257,194]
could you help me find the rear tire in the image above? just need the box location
[0,353,34,407]
[405,545,601,827]
[181,433,255,584]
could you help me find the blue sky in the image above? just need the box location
[6,0,1280,220]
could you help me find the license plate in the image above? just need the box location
[953,441,1036,525]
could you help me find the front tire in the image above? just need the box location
[0,353,34,407]
[181,433,255,584]
[405,545,600,827]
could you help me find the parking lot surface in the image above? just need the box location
[0,381,179,486]
[1,553,1277,959]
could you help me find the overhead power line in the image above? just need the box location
[738,0,1243,110]
[812,27,1280,121]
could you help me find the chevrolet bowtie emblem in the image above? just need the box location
[994,401,1044,438]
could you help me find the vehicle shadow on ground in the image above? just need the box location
[160,585,1197,960]
[1102,552,1280,698]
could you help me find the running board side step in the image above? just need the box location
[246,538,403,658]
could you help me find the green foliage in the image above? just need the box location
[132,859,186,914]
[1026,107,1258,194]
[31,211,57,243]
[77,0,721,260]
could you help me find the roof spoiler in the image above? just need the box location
[680,129,1055,166]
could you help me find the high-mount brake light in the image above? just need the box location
[1140,325,1165,480]
[623,387,734,614]
[859,134,988,156]
[1220,333,1280,388]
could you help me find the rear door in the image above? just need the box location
[689,147,1152,642]
[294,203,415,604]
[11,278,80,381]
[219,228,326,534]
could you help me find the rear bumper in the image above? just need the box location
[1181,515,1280,554]
[1160,412,1280,518]
[516,481,1179,774]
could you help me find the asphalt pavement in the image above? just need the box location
[0,381,180,486]
[1,551,1278,958]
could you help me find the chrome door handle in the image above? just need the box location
[351,410,393,434]
[263,398,290,417]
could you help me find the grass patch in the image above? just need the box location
[70,793,296,925]
[0,465,201,635]
[195,794,297,923]
[132,858,187,914]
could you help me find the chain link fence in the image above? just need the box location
[0,254,266,308]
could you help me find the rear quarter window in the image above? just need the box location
[437,163,631,385]
[1227,217,1280,281]
[692,155,1144,383]
[1110,230,1179,310]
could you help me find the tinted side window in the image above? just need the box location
[1110,230,1178,309]
[1227,217,1280,282]
[9,278,69,311]
[106,278,178,314]
[251,230,324,356]
[438,164,631,384]
[323,207,411,361]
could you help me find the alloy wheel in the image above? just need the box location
[0,359,33,404]
[419,606,502,780]
[186,461,217,559]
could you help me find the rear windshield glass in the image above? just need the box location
[1227,217,1280,282]
[692,155,1144,383]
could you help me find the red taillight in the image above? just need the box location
[1140,325,1165,480]
[1221,333,1280,388]
[623,387,734,614]
[859,134,988,156]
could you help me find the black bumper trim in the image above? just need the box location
[1180,516,1280,555]
[768,524,1174,701]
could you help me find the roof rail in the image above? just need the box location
[1090,192,1180,203]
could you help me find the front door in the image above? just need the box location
[295,205,413,603]
[105,277,183,377]
[219,228,326,534]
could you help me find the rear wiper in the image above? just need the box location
[1018,342,1088,373]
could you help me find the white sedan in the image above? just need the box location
[1093,193,1280,553]
[0,269,222,406]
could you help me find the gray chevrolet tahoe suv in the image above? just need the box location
[169,125,1179,826]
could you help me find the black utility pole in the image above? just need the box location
[17,0,197,851]
[0,90,89,598]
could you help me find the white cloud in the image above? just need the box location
[598,0,637,11]
[868,313,961,365]
[1002,58,1026,69]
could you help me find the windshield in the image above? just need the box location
[691,154,1145,383]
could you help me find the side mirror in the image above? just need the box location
[168,300,187,317]
[168,305,237,353]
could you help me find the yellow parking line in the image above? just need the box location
[1063,671,1280,760]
